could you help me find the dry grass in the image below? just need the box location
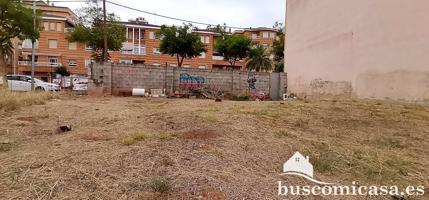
[121,131,149,145]
[0,88,54,112]
[0,96,428,199]
[121,131,177,145]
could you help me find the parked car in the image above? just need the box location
[6,75,60,92]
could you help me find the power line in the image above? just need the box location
[31,0,253,29]
[26,0,88,2]
[105,0,249,30]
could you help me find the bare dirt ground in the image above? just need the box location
[0,95,428,200]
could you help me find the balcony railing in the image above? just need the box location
[18,61,61,67]
[121,47,146,55]
[212,55,224,60]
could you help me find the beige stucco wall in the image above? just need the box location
[285,0,429,101]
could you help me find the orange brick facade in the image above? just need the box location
[14,3,279,80]
[16,2,91,81]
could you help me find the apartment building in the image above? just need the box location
[111,19,280,70]
[236,28,278,50]
[110,18,219,69]
[13,2,280,80]
[16,1,90,81]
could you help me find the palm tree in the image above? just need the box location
[246,44,273,72]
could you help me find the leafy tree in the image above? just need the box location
[273,21,285,34]
[272,21,285,72]
[246,44,273,72]
[272,34,285,62]
[55,66,70,76]
[157,24,207,67]
[215,35,252,67]
[0,0,40,74]
[207,23,228,37]
[274,62,284,73]
[68,6,126,62]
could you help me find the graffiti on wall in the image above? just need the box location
[179,73,206,90]
[247,72,257,90]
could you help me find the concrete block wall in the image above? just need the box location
[90,63,287,98]
[89,63,112,96]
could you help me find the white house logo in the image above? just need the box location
[278,152,425,197]
[281,152,334,185]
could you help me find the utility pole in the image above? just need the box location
[102,0,108,63]
[12,39,16,74]
[31,0,36,90]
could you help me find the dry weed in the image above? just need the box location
[0,88,54,112]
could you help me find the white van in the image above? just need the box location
[6,75,60,92]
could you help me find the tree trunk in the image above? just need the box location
[179,57,185,68]
[0,56,8,76]
[176,55,180,67]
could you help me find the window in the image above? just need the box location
[295,157,300,162]
[48,39,57,49]
[263,43,268,49]
[262,32,269,38]
[140,31,145,39]
[200,36,210,44]
[26,55,38,62]
[153,63,161,67]
[48,57,58,66]
[6,76,20,81]
[64,28,74,33]
[85,44,92,51]
[119,60,133,65]
[68,59,77,67]
[22,39,38,49]
[19,76,31,82]
[153,48,161,55]
[43,22,49,31]
[169,64,177,67]
[252,33,258,40]
[49,22,56,31]
[183,64,191,68]
[199,52,206,58]
[68,42,77,50]
[56,22,62,32]
[198,65,207,69]
[149,31,161,40]
[269,32,276,39]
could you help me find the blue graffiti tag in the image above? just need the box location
[179,73,206,90]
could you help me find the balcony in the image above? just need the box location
[212,55,224,60]
[18,61,61,67]
[121,46,146,55]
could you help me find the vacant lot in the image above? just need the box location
[0,94,428,199]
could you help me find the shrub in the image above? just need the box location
[55,66,71,76]
[149,177,172,194]
[0,142,13,152]
[231,93,254,101]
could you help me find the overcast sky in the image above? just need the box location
[53,0,285,29]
